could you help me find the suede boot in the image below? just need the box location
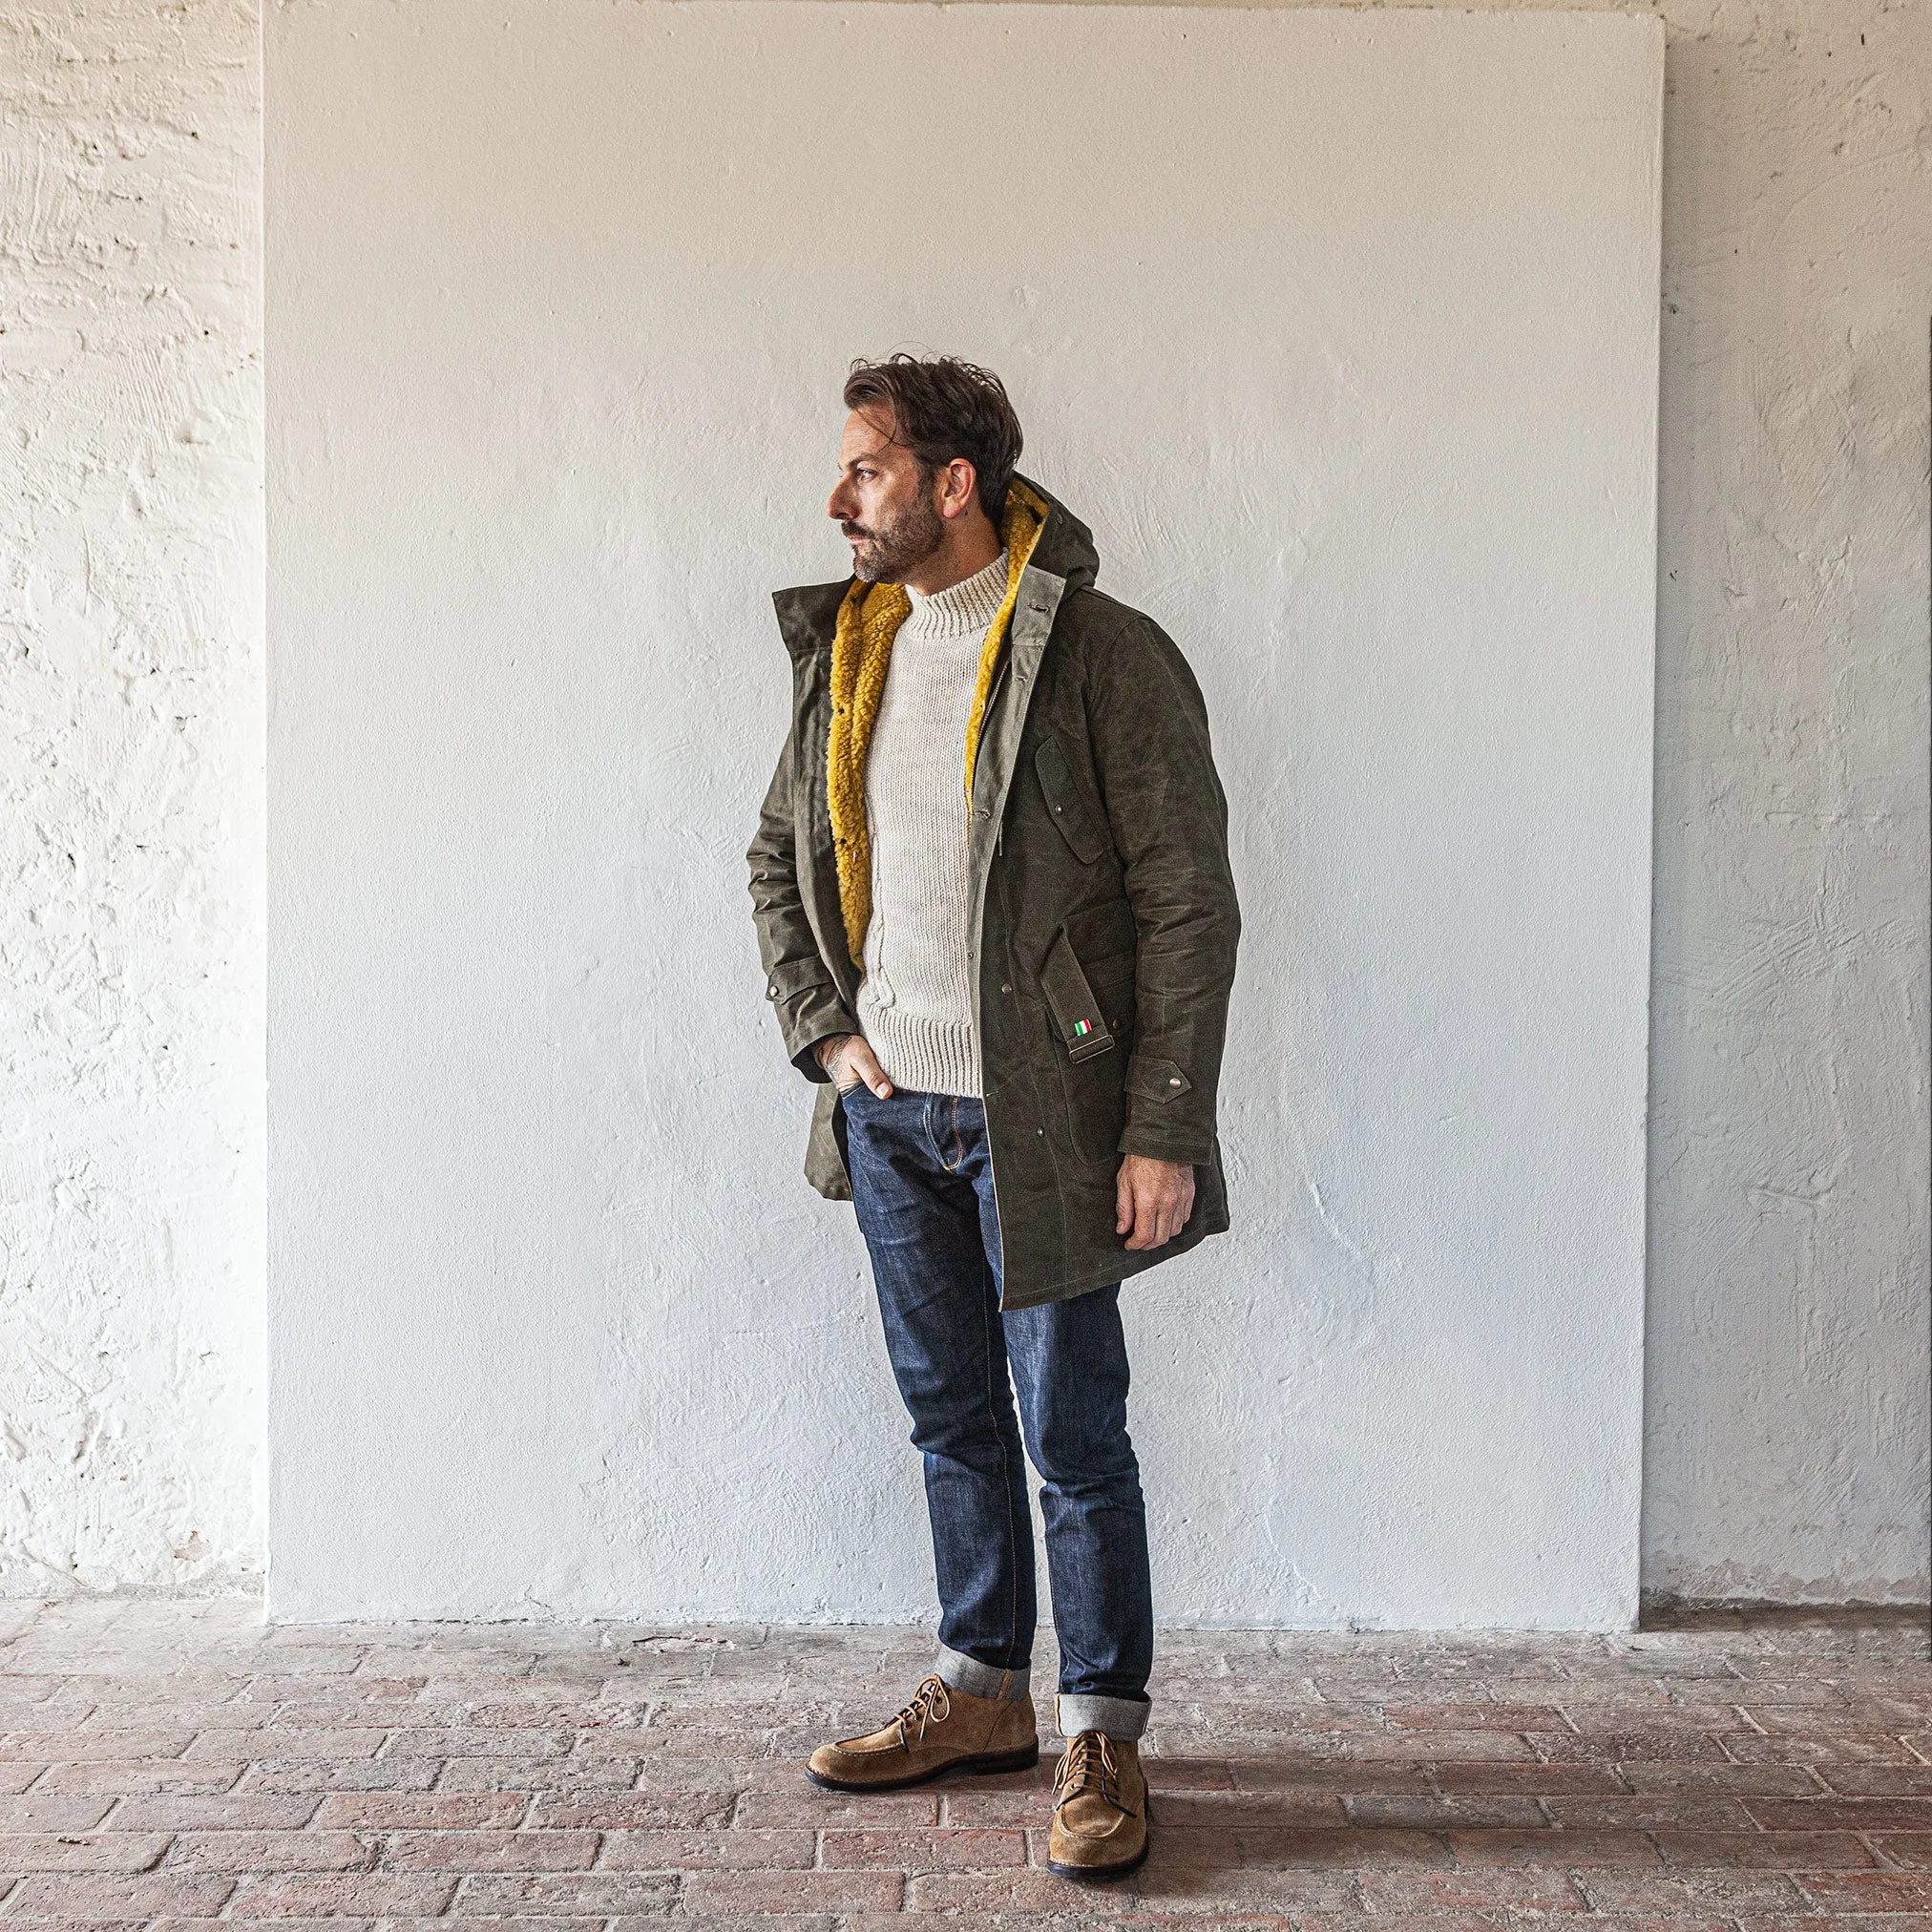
[1047,1729,1149,1880]
[807,1672,1039,1792]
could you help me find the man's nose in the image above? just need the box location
[827,485,850,521]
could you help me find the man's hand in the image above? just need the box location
[1116,1154,1196,1251]
[815,1032,894,1098]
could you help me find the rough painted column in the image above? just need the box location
[1639,0,1931,1605]
[0,0,265,1592]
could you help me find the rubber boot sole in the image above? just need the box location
[1047,1835,1150,1882]
[804,1740,1040,1794]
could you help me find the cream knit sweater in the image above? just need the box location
[852,549,1010,1099]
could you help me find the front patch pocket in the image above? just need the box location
[1035,735,1108,865]
[1040,928,1116,1063]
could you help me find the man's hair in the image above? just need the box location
[842,354,1024,525]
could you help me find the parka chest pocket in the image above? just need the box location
[1035,735,1109,866]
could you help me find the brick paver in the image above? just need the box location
[0,1599,1923,1925]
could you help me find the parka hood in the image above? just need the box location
[1005,472,1099,596]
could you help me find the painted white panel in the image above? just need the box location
[266,1,1661,1626]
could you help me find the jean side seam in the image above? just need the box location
[979,1246,1023,1673]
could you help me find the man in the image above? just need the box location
[746,355,1238,1881]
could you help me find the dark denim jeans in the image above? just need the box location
[840,1082,1153,1740]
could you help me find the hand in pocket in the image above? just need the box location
[816,1032,894,1098]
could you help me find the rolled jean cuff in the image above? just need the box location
[1055,1691,1150,1741]
[936,1645,1030,1702]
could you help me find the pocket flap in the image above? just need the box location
[1035,736,1109,866]
[1124,1054,1191,1102]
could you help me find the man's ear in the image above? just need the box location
[935,456,979,522]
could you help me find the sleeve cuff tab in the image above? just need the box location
[1125,1054,1191,1102]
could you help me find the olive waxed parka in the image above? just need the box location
[746,474,1240,1312]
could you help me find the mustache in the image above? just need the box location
[841,521,873,541]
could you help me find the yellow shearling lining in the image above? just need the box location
[827,578,911,968]
[827,480,1049,967]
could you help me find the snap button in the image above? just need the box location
[1001,983,1013,994]
[1168,1077,1182,1086]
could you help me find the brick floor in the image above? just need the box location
[0,1598,1925,1926]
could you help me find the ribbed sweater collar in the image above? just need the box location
[901,549,1010,640]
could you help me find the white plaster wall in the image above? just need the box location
[1639,0,1931,1606]
[0,0,266,1595]
[267,0,1662,1627]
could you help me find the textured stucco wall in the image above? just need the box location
[1638,0,1930,1606]
[1,0,1923,1610]
[0,0,265,1595]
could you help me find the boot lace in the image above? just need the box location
[1053,1729,1128,1814]
[892,1673,952,1749]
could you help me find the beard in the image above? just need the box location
[842,489,946,584]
